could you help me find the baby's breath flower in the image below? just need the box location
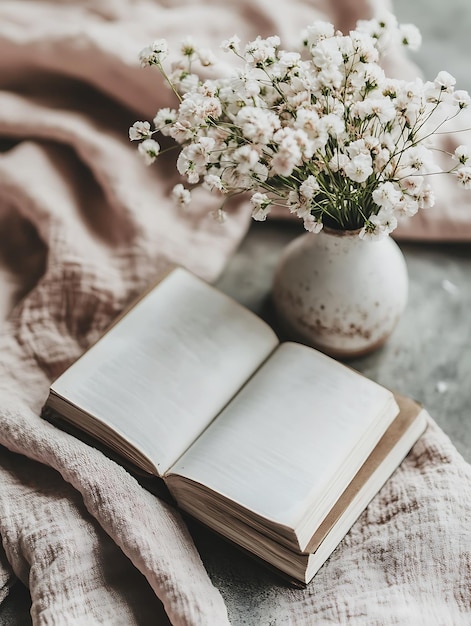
[131,12,471,234]
[290,129,315,160]
[129,120,152,141]
[353,98,396,124]
[317,66,343,89]
[359,220,376,240]
[434,71,456,93]
[399,23,422,51]
[221,35,241,54]
[455,166,471,189]
[300,176,320,200]
[244,35,279,66]
[350,62,385,93]
[153,108,177,132]
[303,22,335,49]
[417,185,435,209]
[454,90,471,109]
[197,47,217,67]
[177,137,215,183]
[236,106,280,144]
[328,150,349,173]
[373,147,392,172]
[250,192,271,221]
[233,70,260,98]
[203,174,224,192]
[344,154,373,183]
[320,114,345,139]
[303,214,323,233]
[181,36,197,57]
[173,71,200,94]
[168,119,194,143]
[271,134,302,177]
[422,80,441,104]
[403,145,436,174]
[396,194,419,217]
[310,37,343,70]
[356,12,398,53]
[251,161,269,183]
[453,145,471,165]
[172,183,191,208]
[232,145,260,174]
[139,39,168,66]
[359,208,397,240]
[372,181,402,210]
[375,208,398,233]
[278,51,301,69]
[288,190,302,213]
[179,93,221,126]
[293,108,319,134]
[349,31,379,63]
[138,138,160,164]
[346,139,369,158]
[400,174,425,197]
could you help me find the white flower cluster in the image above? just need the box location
[130,13,471,239]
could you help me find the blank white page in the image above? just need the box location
[51,268,278,474]
[169,342,396,531]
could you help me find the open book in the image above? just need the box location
[41,267,427,584]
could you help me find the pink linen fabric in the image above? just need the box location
[0,0,470,624]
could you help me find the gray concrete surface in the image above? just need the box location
[2,1,471,623]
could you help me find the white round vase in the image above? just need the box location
[272,227,408,359]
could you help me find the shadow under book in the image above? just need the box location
[41,267,427,585]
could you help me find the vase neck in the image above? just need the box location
[321,226,363,239]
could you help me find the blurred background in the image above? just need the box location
[394,0,471,92]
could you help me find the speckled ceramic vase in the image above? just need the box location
[272,227,408,359]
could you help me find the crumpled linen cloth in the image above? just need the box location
[0,0,470,624]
